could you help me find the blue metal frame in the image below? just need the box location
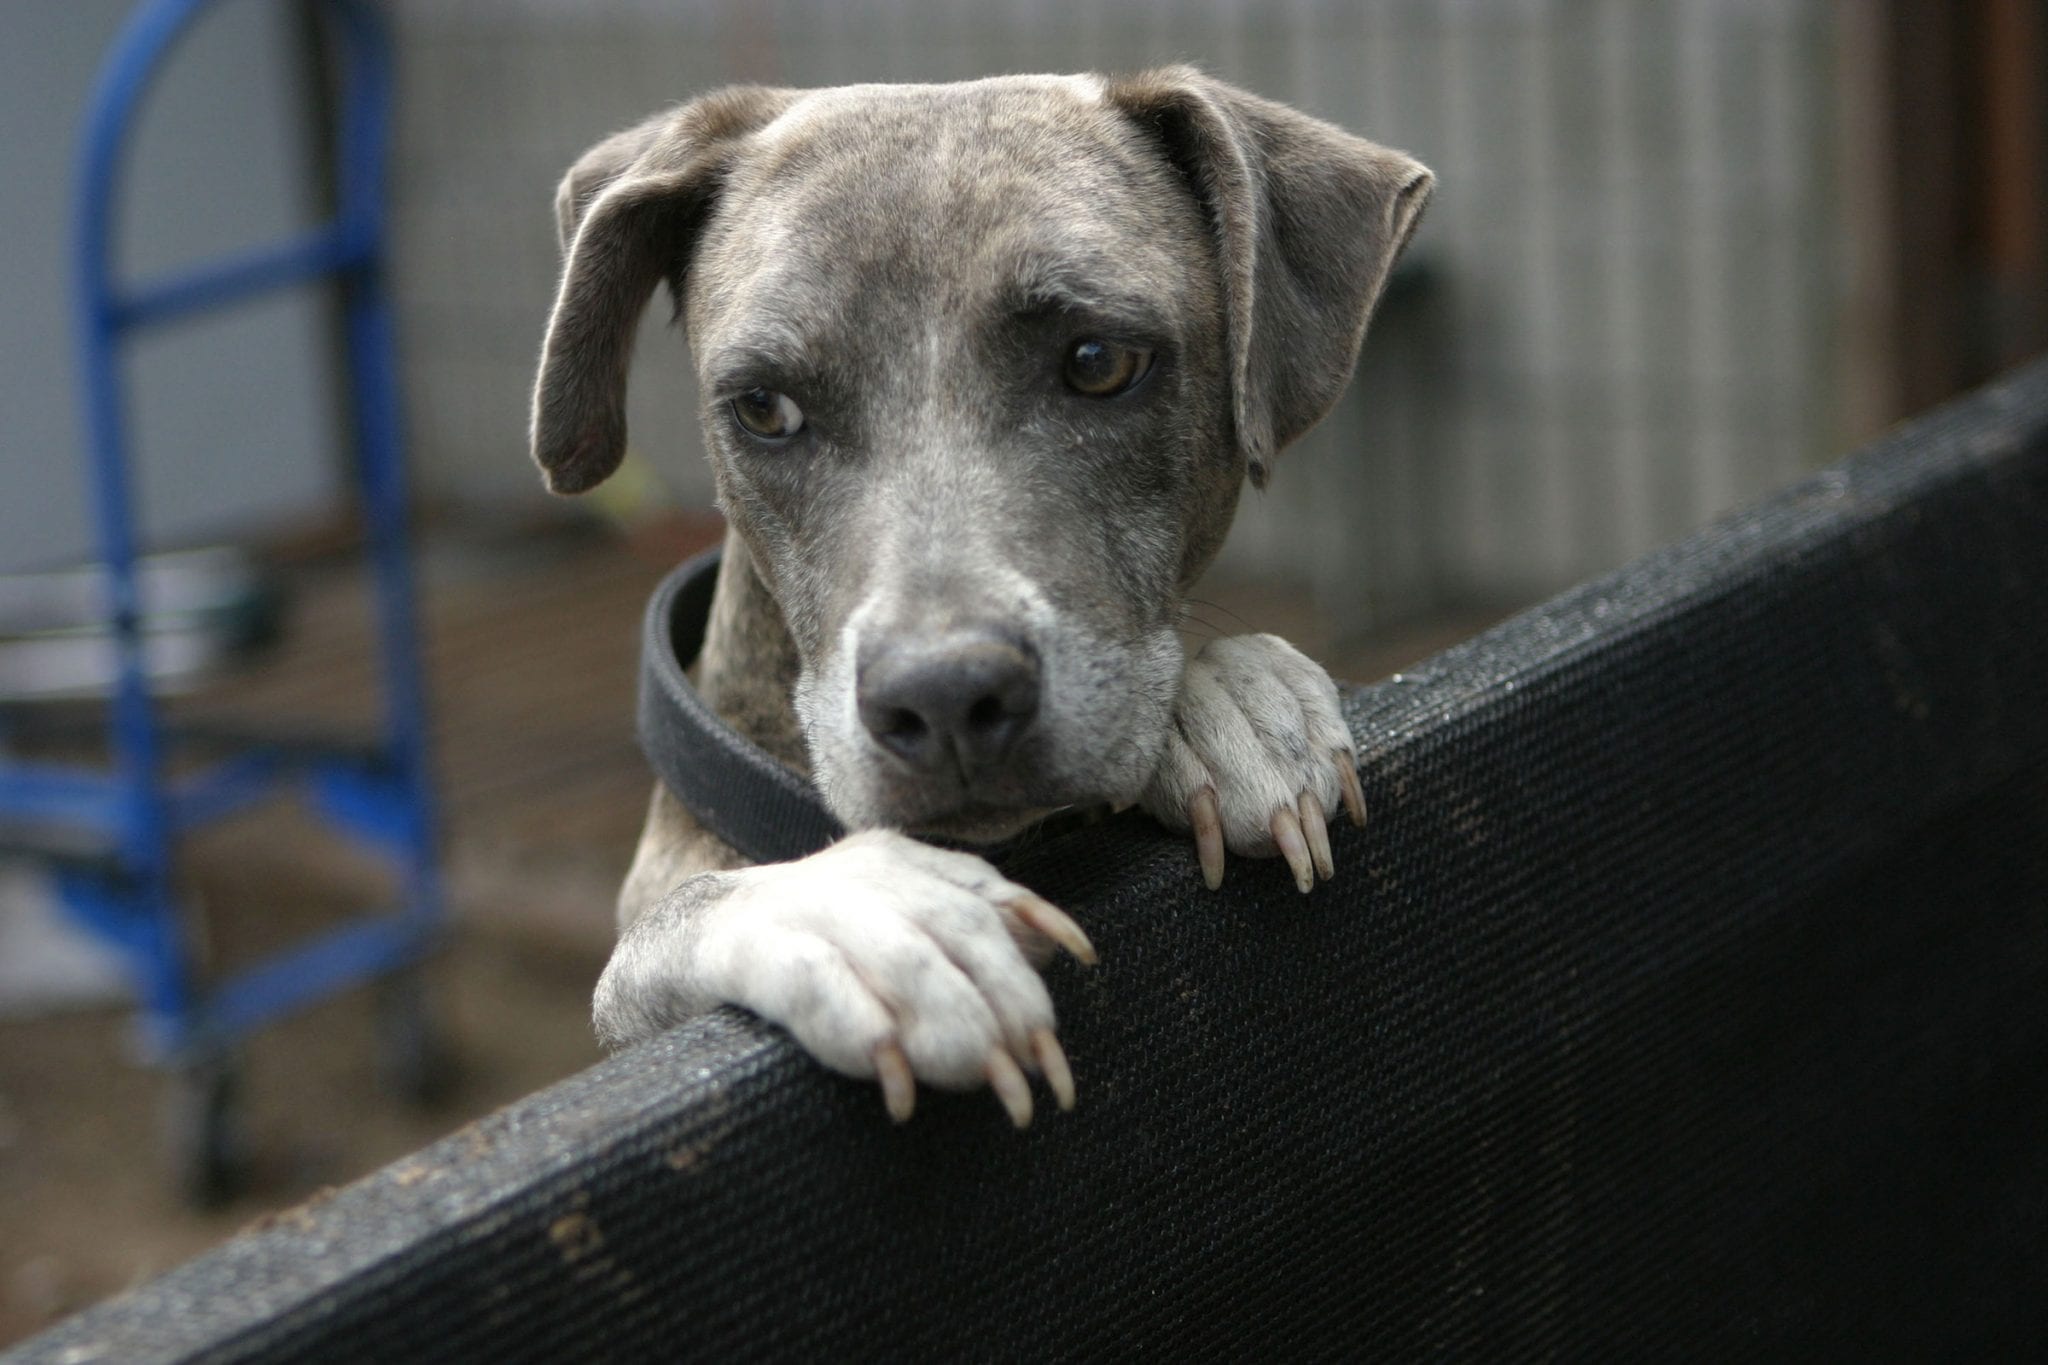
[0,0,441,1061]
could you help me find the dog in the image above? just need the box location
[529,69,1431,1128]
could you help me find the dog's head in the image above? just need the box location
[532,71,1429,842]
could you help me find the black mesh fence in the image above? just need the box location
[12,361,2048,1362]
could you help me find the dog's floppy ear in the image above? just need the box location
[1105,68,1432,487]
[532,88,796,494]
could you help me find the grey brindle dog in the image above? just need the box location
[530,69,1431,1127]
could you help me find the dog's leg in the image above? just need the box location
[595,829,1092,1126]
[1139,635,1366,892]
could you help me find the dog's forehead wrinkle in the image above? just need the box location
[1007,263,1168,328]
[715,235,1175,360]
[702,330,811,386]
[689,92,1204,400]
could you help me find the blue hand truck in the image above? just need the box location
[0,0,445,1204]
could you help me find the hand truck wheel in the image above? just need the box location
[375,969,454,1108]
[166,1049,247,1209]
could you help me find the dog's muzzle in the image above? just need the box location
[856,629,1041,781]
[638,549,1097,864]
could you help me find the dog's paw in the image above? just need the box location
[1141,633,1366,892]
[695,830,1094,1126]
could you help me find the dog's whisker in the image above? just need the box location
[1182,596,1256,633]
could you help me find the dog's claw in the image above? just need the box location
[876,1041,916,1124]
[987,1049,1034,1128]
[1299,791,1334,880]
[1271,806,1314,893]
[1335,754,1368,828]
[1191,786,1226,890]
[1007,891,1097,966]
[1031,1028,1075,1111]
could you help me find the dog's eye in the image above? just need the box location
[731,388,805,440]
[1063,339,1152,397]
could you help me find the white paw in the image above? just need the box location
[696,830,1094,1126]
[1140,634,1365,892]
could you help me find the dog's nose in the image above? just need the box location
[857,630,1041,776]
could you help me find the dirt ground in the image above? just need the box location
[0,514,1500,1347]
[0,514,684,1346]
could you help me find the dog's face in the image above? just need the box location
[532,72,1430,842]
[687,80,1229,840]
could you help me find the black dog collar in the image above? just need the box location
[638,548,846,865]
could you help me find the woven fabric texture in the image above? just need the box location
[13,362,2048,1363]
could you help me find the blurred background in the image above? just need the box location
[2,0,2044,1344]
